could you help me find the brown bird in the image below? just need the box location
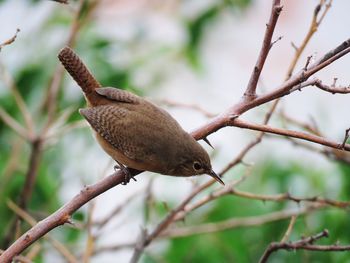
[58,46,224,185]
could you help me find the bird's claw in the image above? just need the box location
[114,163,137,185]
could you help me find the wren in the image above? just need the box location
[58,46,224,185]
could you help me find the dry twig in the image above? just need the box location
[259,229,350,263]
[0,28,20,51]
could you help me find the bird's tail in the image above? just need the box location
[58,46,103,106]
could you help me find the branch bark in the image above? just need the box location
[259,229,350,263]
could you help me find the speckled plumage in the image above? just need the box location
[79,87,210,176]
[58,46,224,184]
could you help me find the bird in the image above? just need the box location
[58,46,224,185]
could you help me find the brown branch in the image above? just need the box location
[7,200,78,263]
[18,139,43,210]
[174,186,350,219]
[2,138,44,248]
[0,28,20,51]
[0,169,140,263]
[286,0,333,78]
[0,250,32,263]
[259,229,350,263]
[231,118,350,151]
[254,0,333,153]
[280,215,297,243]
[92,242,135,256]
[0,107,28,140]
[49,0,69,3]
[0,62,35,136]
[233,39,350,116]
[341,128,350,148]
[289,78,350,94]
[244,0,282,99]
[313,79,350,94]
[161,205,321,239]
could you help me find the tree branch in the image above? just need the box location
[259,229,350,263]
[244,0,282,99]
[161,205,321,239]
[0,169,140,263]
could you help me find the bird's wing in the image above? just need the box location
[95,87,141,104]
[79,105,169,163]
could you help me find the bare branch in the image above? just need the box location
[341,128,350,149]
[0,107,28,140]
[314,79,350,94]
[161,205,321,239]
[0,169,140,263]
[0,62,35,136]
[0,250,32,263]
[286,0,333,78]
[280,215,297,243]
[244,0,282,99]
[259,229,350,263]
[0,28,20,51]
[49,0,69,4]
[231,118,350,151]
[7,200,78,263]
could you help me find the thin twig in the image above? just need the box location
[0,62,35,136]
[230,118,350,151]
[259,229,350,263]
[280,215,297,243]
[0,107,29,140]
[244,0,282,99]
[341,128,350,149]
[161,205,321,238]
[286,0,333,78]
[0,28,20,51]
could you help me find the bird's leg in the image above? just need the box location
[114,160,137,185]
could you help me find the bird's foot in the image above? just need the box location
[114,162,137,185]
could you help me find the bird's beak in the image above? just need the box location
[208,170,225,185]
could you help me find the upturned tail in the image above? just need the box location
[58,46,103,106]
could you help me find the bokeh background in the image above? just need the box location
[0,0,350,262]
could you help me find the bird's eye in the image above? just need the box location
[193,161,202,171]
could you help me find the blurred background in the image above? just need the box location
[0,0,350,262]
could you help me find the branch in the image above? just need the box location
[230,118,350,151]
[259,229,350,263]
[0,28,20,51]
[0,107,28,140]
[0,250,32,263]
[0,169,140,263]
[0,61,35,136]
[313,79,350,94]
[18,139,43,210]
[289,78,350,94]
[7,200,78,263]
[174,186,350,220]
[161,205,321,239]
[286,0,333,78]
[280,215,297,243]
[244,0,282,99]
